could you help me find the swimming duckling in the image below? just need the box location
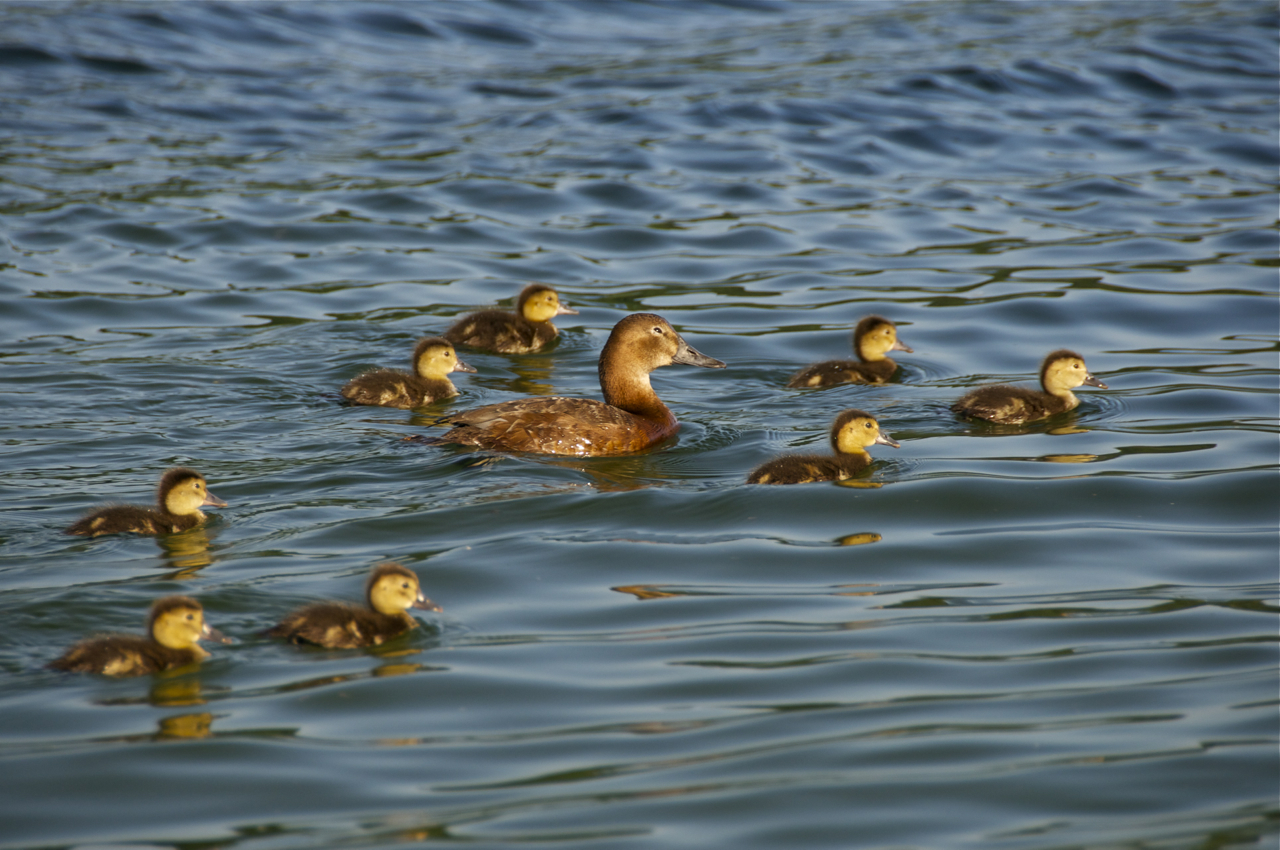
[49,595,230,676]
[953,349,1107,424]
[444,283,579,354]
[748,409,900,485]
[787,315,913,388]
[65,468,227,537]
[265,562,441,649]
[428,312,725,456]
[341,337,476,409]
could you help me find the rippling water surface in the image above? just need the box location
[1,2,1277,848]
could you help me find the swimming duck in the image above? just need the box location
[49,595,230,676]
[444,283,579,354]
[65,468,227,537]
[427,313,725,456]
[265,562,441,649]
[787,315,913,388]
[952,349,1107,424]
[341,337,475,409]
[748,409,900,485]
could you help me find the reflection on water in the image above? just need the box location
[159,527,215,575]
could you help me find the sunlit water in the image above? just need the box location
[0,2,1277,848]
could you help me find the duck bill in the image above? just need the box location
[453,359,478,374]
[201,623,233,644]
[1083,374,1108,389]
[672,336,727,369]
[556,304,579,316]
[875,432,901,449]
[414,594,443,613]
[891,339,914,354]
[202,491,228,508]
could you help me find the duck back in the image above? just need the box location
[436,396,668,456]
[266,602,417,649]
[66,506,203,537]
[787,358,897,389]
[747,452,872,485]
[952,384,1073,425]
[341,369,455,409]
[50,634,205,676]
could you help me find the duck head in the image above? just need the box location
[831,409,900,454]
[159,468,227,517]
[413,337,476,379]
[855,316,912,362]
[519,284,578,323]
[149,595,230,651]
[367,562,442,615]
[1040,350,1107,396]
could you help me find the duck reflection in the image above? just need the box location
[159,526,216,575]
[156,711,215,739]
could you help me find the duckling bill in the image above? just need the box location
[444,283,578,354]
[341,337,475,409]
[265,562,441,649]
[65,467,226,537]
[427,312,726,456]
[50,595,230,677]
[748,409,899,485]
[788,315,912,388]
[953,349,1107,424]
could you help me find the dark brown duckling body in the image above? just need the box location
[787,315,913,389]
[65,468,227,537]
[429,313,726,456]
[953,349,1107,425]
[50,595,230,677]
[748,409,899,485]
[266,562,441,649]
[444,284,578,354]
[341,337,475,409]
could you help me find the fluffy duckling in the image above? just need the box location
[787,315,913,388]
[953,349,1107,424]
[341,337,475,409]
[265,562,441,649]
[748,409,900,485]
[429,313,725,456]
[65,468,227,537]
[49,595,230,676]
[444,283,579,354]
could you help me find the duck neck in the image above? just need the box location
[598,354,673,424]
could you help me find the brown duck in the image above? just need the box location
[65,468,227,537]
[265,562,441,649]
[748,409,900,485]
[428,312,725,456]
[444,283,578,354]
[953,349,1107,424]
[50,595,231,676]
[341,337,475,409]
[787,315,913,388]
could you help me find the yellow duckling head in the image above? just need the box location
[149,595,230,653]
[160,468,227,519]
[366,562,442,616]
[1041,349,1107,399]
[855,316,912,362]
[832,409,901,456]
[413,337,476,380]
[519,284,578,324]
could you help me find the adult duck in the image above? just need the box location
[953,349,1107,424]
[428,312,725,456]
[787,315,912,388]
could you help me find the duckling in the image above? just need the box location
[49,595,230,676]
[748,409,900,485]
[444,283,579,354]
[787,315,913,388]
[952,349,1107,424]
[428,312,725,456]
[341,337,476,409]
[265,562,441,649]
[65,468,227,537]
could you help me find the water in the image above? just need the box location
[1,1,1277,848]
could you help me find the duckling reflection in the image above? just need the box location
[426,313,726,456]
[65,467,227,537]
[342,337,475,409]
[748,409,899,485]
[159,527,215,576]
[953,349,1107,425]
[157,711,215,739]
[788,315,912,388]
[50,596,231,677]
[265,562,441,649]
[444,283,578,354]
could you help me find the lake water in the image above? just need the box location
[1,2,1277,848]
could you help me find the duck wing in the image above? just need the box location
[437,397,656,456]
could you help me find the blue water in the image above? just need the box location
[0,2,1277,848]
